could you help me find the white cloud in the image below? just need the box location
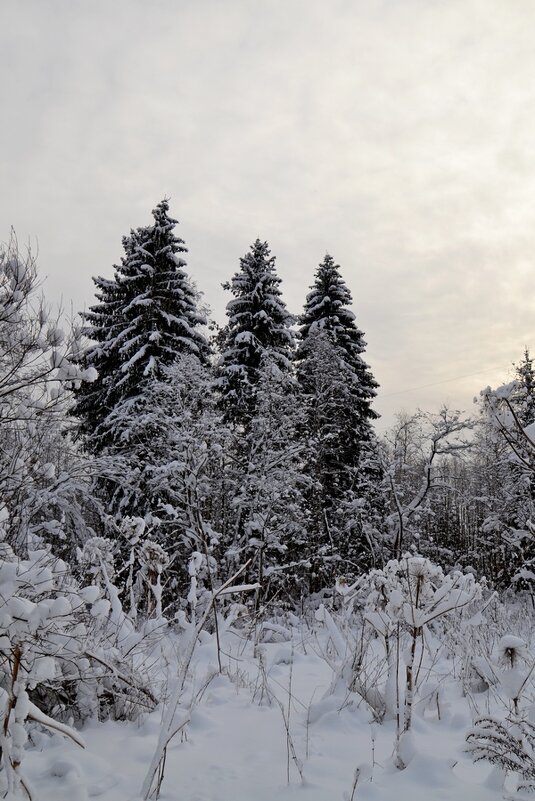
[2,0,534,427]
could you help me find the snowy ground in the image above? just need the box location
[19,623,510,801]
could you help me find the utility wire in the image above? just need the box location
[380,364,512,399]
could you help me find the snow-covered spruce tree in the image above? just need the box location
[512,348,535,427]
[216,241,308,603]
[73,201,209,519]
[216,239,295,425]
[74,199,209,454]
[296,255,380,588]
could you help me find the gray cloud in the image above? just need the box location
[2,0,534,429]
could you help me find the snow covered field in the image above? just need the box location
[17,609,532,801]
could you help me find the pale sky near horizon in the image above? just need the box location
[2,0,534,430]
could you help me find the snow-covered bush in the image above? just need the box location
[0,235,104,559]
[0,539,163,797]
[0,547,89,797]
[77,535,116,588]
[136,540,170,619]
[116,517,172,621]
[478,377,535,589]
[316,555,483,768]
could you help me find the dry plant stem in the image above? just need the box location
[276,696,304,786]
[403,624,420,734]
[403,570,424,734]
[4,644,22,746]
[286,643,294,784]
[141,561,252,801]
[84,650,158,707]
[194,505,223,673]
[1,645,36,801]
[370,727,376,775]
[395,622,401,753]
[1,644,23,791]
[414,626,428,687]
[252,648,274,706]
[305,688,318,760]
[349,766,361,801]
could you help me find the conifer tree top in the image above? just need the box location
[217,239,295,423]
[222,239,294,359]
[74,200,209,448]
[298,254,371,368]
[513,347,535,426]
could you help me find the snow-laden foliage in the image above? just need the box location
[5,214,535,799]
[0,236,103,557]
[216,239,295,425]
[316,556,483,768]
[224,353,309,604]
[73,199,209,454]
[296,255,381,585]
[90,354,230,597]
[0,543,160,798]
[478,359,535,588]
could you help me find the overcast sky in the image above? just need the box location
[2,0,534,429]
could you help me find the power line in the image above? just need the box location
[380,364,511,399]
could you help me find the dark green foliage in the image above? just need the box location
[296,255,380,586]
[74,200,208,452]
[298,254,378,434]
[216,239,294,425]
[512,348,535,427]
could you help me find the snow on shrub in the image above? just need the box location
[317,555,483,769]
[466,629,535,793]
[0,548,89,797]
[0,541,161,798]
[467,716,535,794]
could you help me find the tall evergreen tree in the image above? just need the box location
[297,254,378,438]
[512,348,535,427]
[216,241,307,601]
[74,200,209,451]
[296,255,380,585]
[216,239,295,425]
